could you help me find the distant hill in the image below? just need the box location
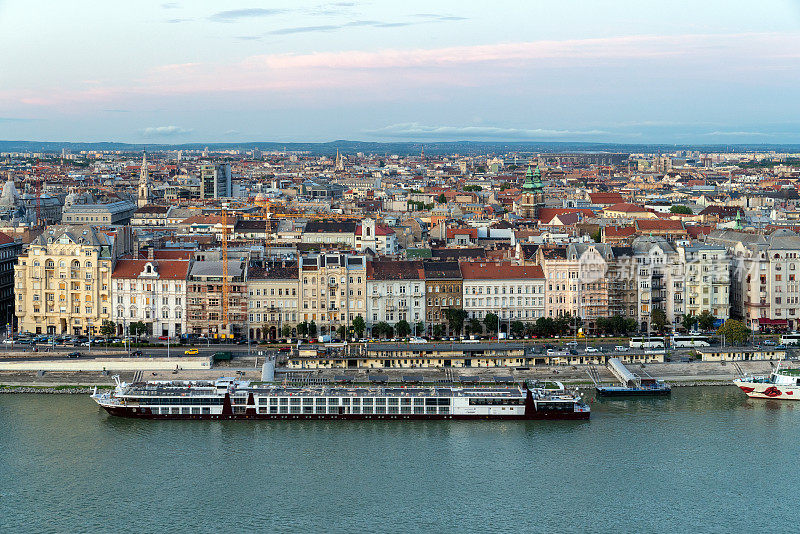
[2,139,799,156]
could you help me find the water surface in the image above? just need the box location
[1,387,797,533]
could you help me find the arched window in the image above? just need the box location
[45,260,54,268]
[59,261,65,268]
[85,261,92,269]
[33,261,40,267]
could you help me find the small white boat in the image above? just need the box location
[734,362,800,400]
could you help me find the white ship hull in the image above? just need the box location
[734,380,800,400]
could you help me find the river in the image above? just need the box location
[1,386,797,533]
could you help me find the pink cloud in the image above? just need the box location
[4,32,799,110]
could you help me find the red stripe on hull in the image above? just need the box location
[101,406,590,421]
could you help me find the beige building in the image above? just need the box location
[680,244,730,321]
[299,253,367,336]
[15,226,132,335]
[247,261,299,341]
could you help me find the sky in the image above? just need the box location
[1,0,800,144]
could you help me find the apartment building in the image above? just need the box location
[422,260,463,335]
[731,234,800,331]
[0,232,22,330]
[299,253,367,335]
[186,258,248,339]
[366,260,425,332]
[631,236,685,330]
[460,262,546,328]
[536,243,610,331]
[110,250,191,338]
[14,226,132,335]
[247,261,299,340]
[679,244,730,321]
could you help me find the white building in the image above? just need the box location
[366,260,425,332]
[111,253,191,337]
[460,262,546,325]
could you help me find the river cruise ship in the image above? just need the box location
[734,364,800,400]
[91,377,590,420]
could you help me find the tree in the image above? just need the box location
[308,321,317,338]
[374,321,391,339]
[716,319,750,345]
[682,314,698,332]
[396,320,411,338]
[467,318,482,336]
[651,307,668,333]
[624,318,639,335]
[432,324,445,338]
[697,311,717,332]
[484,313,499,334]
[129,321,148,339]
[281,325,291,339]
[415,322,425,336]
[336,325,347,340]
[444,309,467,335]
[511,320,525,338]
[99,320,116,339]
[437,193,447,204]
[591,229,602,243]
[297,322,308,338]
[352,315,366,339]
[670,205,693,214]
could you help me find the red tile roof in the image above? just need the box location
[635,219,686,232]
[537,208,595,224]
[111,259,191,280]
[460,262,544,280]
[589,192,624,205]
[446,228,478,239]
[0,231,15,245]
[603,225,636,238]
[604,202,649,213]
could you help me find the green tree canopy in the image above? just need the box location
[651,307,668,333]
[670,205,693,214]
[716,319,750,345]
[483,313,499,333]
[396,320,411,338]
[352,315,366,338]
[697,311,717,331]
[444,309,467,335]
[682,314,698,332]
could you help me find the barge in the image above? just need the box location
[734,363,800,400]
[91,376,590,420]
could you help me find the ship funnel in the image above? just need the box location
[261,356,275,382]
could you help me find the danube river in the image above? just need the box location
[1,387,798,533]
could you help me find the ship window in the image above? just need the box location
[290,406,301,414]
[202,408,210,414]
[280,398,288,405]
[374,398,386,405]
[414,407,424,414]
[270,406,278,414]
[362,398,373,405]
[303,406,313,414]
[375,406,386,414]
[290,398,300,405]
[401,406,412,414]
[315,397,325,405]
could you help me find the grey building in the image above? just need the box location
[200,163,232,199]
[62,200,137,225]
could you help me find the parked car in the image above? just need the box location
[584,346,599,353]
[67,351,82,358]
[130,350,143,356]
[2,338,13,345]
[184,348,199,355]
[763,339,776,346]
[158,336,170,341]
[614,345,629,352]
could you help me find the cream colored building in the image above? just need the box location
[14,226,132,335]
[680,244,730,321]
[299,253,366,336]
[247,261,299,341]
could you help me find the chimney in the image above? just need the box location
[148,247,155,260]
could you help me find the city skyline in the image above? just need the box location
[1,0,800,144]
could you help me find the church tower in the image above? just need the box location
[138,152,152,208]
[334,149,345,172]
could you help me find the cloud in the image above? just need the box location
[161,2,180,8]
[700,131,776,137]
[209,8,286,22]
[164,18,192,24]
[366,123,609,140]
[262,14,465,36]
[140,126,193,137]
[0,117,36,123]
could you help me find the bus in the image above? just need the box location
[629,337,665,349]
[779,333,800,346]
[671,335,711,348]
